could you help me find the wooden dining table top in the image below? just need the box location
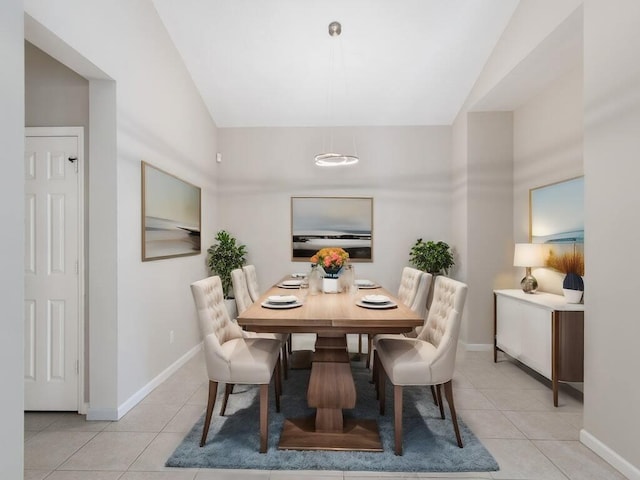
[237,278,423,335]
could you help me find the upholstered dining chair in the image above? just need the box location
[231,268,289,376]
[365,268,431,368]
[374,275,468,455]
[242,264,261,302]
[190,275,282,452]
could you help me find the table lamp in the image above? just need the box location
[513,243,543,294]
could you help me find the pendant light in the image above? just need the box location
[314,21,359,167]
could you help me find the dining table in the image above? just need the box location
[237,276,424,452]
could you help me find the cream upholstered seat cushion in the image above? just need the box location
[209,336,280,384]
[242,265,261,303]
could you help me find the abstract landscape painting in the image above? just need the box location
[530,176,584,245]
[291,196,373,261]
[142,161,201,261]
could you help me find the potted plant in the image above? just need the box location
[545,249,584,303]
[409,239,455,275]
[207,230,247,300]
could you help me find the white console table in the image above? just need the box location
[493,289,584,406]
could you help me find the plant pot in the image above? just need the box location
[224,298,238,320]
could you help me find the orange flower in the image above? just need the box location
[311,247,349,270]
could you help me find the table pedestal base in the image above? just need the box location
[278,417,383,451]
[289,350,313,369]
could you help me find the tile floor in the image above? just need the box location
[24,336,627,480]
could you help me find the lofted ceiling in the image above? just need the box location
[152,0,520,128]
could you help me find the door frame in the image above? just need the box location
[25,126,86,413]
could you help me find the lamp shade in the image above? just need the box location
[513,243,544,267]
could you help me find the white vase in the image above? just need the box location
[322,277,339,293]
[562,288,583,304]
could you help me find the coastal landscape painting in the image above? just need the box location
[530,176,584,245]
[142,161,201,261]
[291,196,373,261]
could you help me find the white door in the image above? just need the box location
[24,129,83,411]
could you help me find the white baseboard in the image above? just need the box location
[581,428,640,480]
[463,343,493,351]
[86,407,118,421]
[87,343,202,421]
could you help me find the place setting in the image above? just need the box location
[277,279,304,289]
[356,294,398,309]
[354,279,380,289]
[261,294,303,309]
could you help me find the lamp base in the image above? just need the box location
[520,275,538,294]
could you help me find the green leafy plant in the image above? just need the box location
[409,239,455,275]
[206,230,247,298]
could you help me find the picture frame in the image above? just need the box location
[529,176,584,245]
[141,161,201,261]
[291,196,373,262]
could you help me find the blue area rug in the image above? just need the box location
[166,360,499,473]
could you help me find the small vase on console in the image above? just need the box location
[562,272,584,303]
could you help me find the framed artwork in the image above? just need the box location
[291,196,373,262]
[530,176,584,244]
[141,161,201,261]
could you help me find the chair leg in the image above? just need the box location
[443,380,463,448]
[281,345,288,380]
[371,349,378,386]
[394,384,403,455]
[200,380,218,447]
[372,351,380,398]
[220,383,234,416]
[274,358,281,413]
[259,384,269,453]
[430,385,439,405]
[366,335,373,369]
[378,364,386,415]
[436,384,445,419]
[287,334,292,354]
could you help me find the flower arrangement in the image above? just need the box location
[310,247,349,274]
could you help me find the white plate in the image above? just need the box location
[277,284,300,289]
[261,301,303,310]
[362,294,390,304]
[355,279,375,286]
[282,279,303,286]
[356,300,397,310]
[267,295,298,304]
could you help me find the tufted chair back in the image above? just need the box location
[397,267,423,308]
[417,275,467,380]
[231,268,254,315]
[409,272,433,319]
[242,265,261,302]
[190,276,245,380]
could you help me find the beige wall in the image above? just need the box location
[217,126,452,293]
[513,65,584,294]
[465,112,514,346]
[0,0,24,475]
[25,0,219,418]
[582,1,640,476]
